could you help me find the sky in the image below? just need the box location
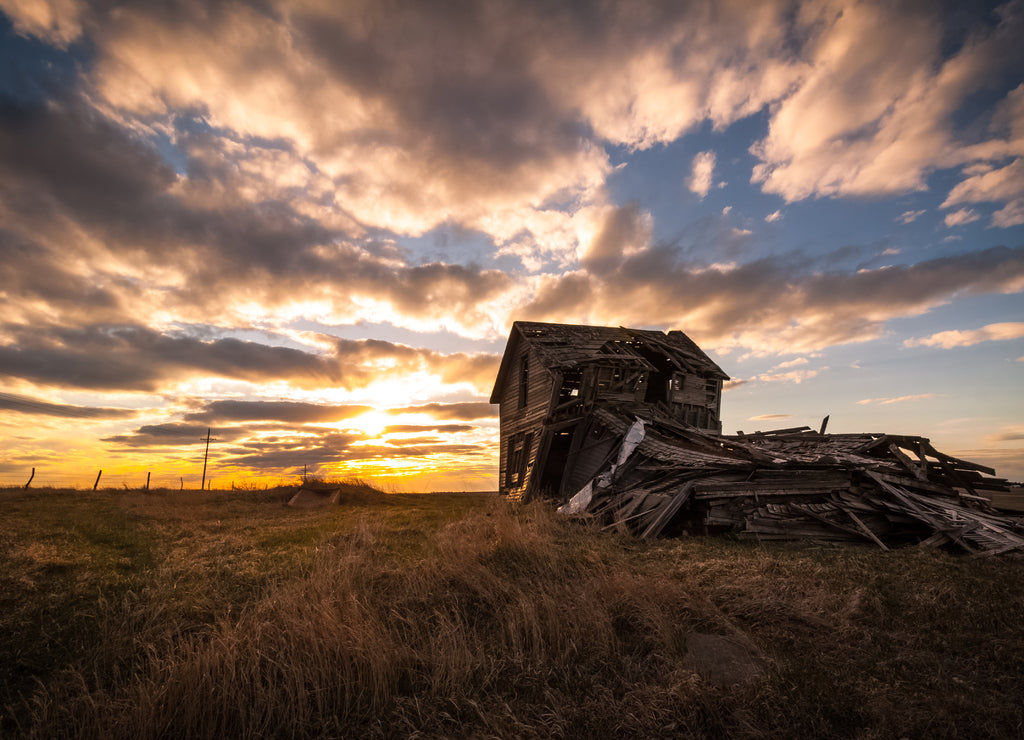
[0,0,1022,491]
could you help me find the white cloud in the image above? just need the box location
[722,205,732,215]
[904,322,1024,349]
[749,414,792,420]
[772,357,808,369]
[944,208,980,227]
[754,368,821,384]
[750,2,1023,215]
[897,209,926,224]
[764,209,782,222]
[688,150,717,198]
[992,199,1024,228]
[942,158,1024,208]
[857,394,938,405]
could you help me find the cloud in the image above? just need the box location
[0,325,343,392]
[390,402,496,421]
[942,158,1024,211]
[944,208,980,227]
[580,203,653,273]
[897,209,926,224]
[0,0,83,46]
[904,322,1024,349]
[749,413,792,420]
[764,210,782,223]
[521,242,1024,357]
[221,436,487,471]
[103,422,249,448]
[184,400,373,424]
[383,424,475,435]
[750,2,1024,211]
[688,150,716,198]
[992,200,1024,227]
[772,357,809,370]
[857,394,938,405]
[76,0,613,267]
[984,426,1024,444]
[753,369,821,384]
[0,323,499,396]
[0,391,137,419]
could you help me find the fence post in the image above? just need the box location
[24,467,35,489]
[94,470,102,490]
[146,472,151,491]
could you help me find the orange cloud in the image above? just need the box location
[857,394,939,406]
[904,322,1024,349]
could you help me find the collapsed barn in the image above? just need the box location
[491,321,1023,554]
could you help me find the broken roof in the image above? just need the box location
[490,321,729,403]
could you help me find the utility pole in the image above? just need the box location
[200,428,215,491]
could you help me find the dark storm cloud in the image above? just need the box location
[0,325,342,391]
[214,431,486,471]
[0,229,126,326]
[102,422,248,448]
[220,430,364,469]
[0,391,136,419]
[291,0,587,175]
[582,203,650,274]
[521,244,1024,353]
[0,94,348,324]
[184,400,373,424]
[391,402,496,420]
[329,337,500,391]
[0,95,177,222]
[0,93,334,261]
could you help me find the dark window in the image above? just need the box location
[505,434,521,489]
[519,432,533,486]
[505,432,531,489]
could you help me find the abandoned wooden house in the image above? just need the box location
[489,321,729,500]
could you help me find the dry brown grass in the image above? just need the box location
[1,486,1022,738]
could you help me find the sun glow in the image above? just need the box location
[345,410,392,437]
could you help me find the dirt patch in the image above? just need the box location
[683,632,766,687]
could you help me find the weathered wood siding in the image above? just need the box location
[497,339,555,499]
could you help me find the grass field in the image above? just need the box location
[1,484,1022,739]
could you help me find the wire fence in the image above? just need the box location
[0,471,292,491]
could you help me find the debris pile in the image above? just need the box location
[558,406,1024,555]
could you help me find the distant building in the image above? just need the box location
[489,321,728,500]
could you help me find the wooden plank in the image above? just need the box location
[639,482,695,539]
[888,443,928,481]
[845,509,890,551]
